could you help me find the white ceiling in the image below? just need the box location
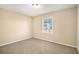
[0,4,77,16]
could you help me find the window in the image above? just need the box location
[42,16,53,33]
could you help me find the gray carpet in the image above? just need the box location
[0,38,78,54]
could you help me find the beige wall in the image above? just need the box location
[77,5,79,52]
[33,7,77,48]
[0,8,33,46]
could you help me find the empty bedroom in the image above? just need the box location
[0,4,79,54]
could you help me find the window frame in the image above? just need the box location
[42,16,54,33]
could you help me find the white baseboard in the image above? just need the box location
[0,34,33,47]
[33,33,77,48]
[0,33,77,49]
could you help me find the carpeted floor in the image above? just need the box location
[0,38,78,54]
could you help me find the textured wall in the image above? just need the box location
[77,5,79,52]
[0,8,33,46]
[33,7,77,48]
